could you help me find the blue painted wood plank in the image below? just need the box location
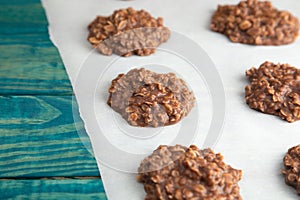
[0,44,73,95]
[0,1,48,34]
[0,33,52,46]
[0,96,100,177]
[0,0,73,95]
[0,0,107,197]
[0,179,107,200]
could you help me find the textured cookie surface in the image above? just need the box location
[245,61,300,122]
[88,7,170,56]
[137,145,243,200]
[211,0,299,45]
[107,68,195,127]
[282,144,300,195]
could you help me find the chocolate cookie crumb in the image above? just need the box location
[88,7,170,56]
[211,0,299,45]
[137,145,243,200]
[282,144,300,195]
[245,61,300,122]
[108,68,195,127]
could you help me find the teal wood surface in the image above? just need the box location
[0,95,100,177]
[0,45,72,95]
[0,0,48,34]
[0,0,73,95]
[1,179,107,200]
[0,0,107,198]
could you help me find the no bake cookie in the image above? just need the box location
[107,68,195,127]
[211,0,299,45]
[137,145,243,200]
[88,7,170,56]
[245,62,300,122]
[282,144,300,195]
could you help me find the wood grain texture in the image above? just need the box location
[0,95,100,177]
[0,45,72,95]
[0,0,107,198]
[0,0,73,95]
[0,179,107,200]
[0,0,48,34]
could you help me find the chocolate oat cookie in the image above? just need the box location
[87,7,170,56]
[107,68,195,127]
[245,61,300,122]
[211,0,299,45]
[137,145,243,200]
[282,144,300,195]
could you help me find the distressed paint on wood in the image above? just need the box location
[0,0,72,95]
[0,179,107,200]
[0,0,107,198]
[0,0,48,34]
[0,45,72,95]
[0,96,100,177]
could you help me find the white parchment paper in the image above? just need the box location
[42,0,300,199]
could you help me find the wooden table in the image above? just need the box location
[0,0,107,199]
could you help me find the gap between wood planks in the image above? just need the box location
[0,176,101,180]
[0,94,74,96]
